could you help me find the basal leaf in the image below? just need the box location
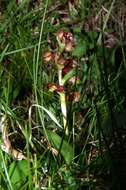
[46,130,74,165]
[9,160,29,188]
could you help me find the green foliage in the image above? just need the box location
[52,165,79,190]
[46,130,74,165]
[72,40,87,58]
[9,160,29,189]
[0,0,126,189]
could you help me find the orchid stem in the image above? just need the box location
[58,69,68,135]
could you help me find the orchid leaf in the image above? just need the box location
[46,130,74,165]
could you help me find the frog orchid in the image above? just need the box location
[43,30,80,135]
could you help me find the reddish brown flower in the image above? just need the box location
[47,83,58,92]
[56,30,65,42]
[55,86,65,93]
[66,59,78,68]
[65,41,74,52]
[63,59,78,75]
[63,66,72,75]
[43,51,55,62]
[47,83,65,93]
[67,91,80,103]
[75,92,80,102]
[57,57,67,70]
[56,30,75,52]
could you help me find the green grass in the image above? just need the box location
[0,0,126,189]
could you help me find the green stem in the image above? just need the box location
[58,69,68,135]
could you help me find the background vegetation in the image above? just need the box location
[0,0,126,189]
